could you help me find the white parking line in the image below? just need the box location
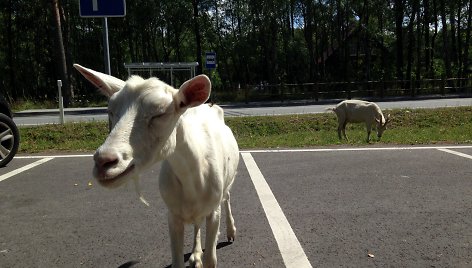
[243,145,472,153]
[241,152,312,268]
[9,145,472,159]
[437,148,472,160]
[15,154,92,159]
[0,157,54,182]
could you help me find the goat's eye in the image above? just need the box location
[151,113,165,120]
[148,113,164,126]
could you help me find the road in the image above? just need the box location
[1,145,472,267]
[13,97,472,126]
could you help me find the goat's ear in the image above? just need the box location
[176,74,211,109]
[73,64,126,98]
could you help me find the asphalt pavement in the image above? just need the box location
[1,145,472,267]
[4,95,472,267]
[11,96,472,126]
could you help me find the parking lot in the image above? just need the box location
[1,145,472,267]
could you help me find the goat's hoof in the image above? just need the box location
[192,261,203,268]
[227,233,236,242]
[202,255,217,268]
[190,258,203,268]
[189,252,203,268]
[227,227,236,242]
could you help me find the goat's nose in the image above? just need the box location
[94,150,119,170]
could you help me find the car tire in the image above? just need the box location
[0,113,20,167]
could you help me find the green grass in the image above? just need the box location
[229,106,472,148]
[11,100,60,112]
[18,106,472,153]
[10,99,108,112]
[20,122,109,153]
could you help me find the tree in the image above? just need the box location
[463,0,472,77]
[440,0,453,79]
[192,0,203,74]
[394,0,405,80]
[302,0,317,81]
[51,0,71,106]
[1,0,472,103]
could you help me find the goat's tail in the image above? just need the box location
[325,107,335,112]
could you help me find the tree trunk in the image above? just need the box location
[449,4,458,65]
[423,0,431,77]
[415,1,422,83]
[363,0,371,82]
[303,0,316,81]
[395,0,404,80]
[406,0,417,93]
[192,0,202,75]
[51,0,71,106]
[431,0,439,77]
[440,0,452,79]
[456,3,462,78]
[6,0,16,100]
[377,2,387,80]
[290,0,295,38]
[59,2,74,99]
[463,0,472,77]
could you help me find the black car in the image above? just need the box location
[0,94,19,167]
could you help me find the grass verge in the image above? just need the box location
[18,106,472,154]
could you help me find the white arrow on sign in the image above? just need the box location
[92,0,98,11]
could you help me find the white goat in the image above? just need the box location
[74,64,239,268]
[327,100,391,142]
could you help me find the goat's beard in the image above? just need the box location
[133,176,150,206]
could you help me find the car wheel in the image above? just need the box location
[0,113,20,167]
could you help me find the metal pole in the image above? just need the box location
[57,80,65,124]
[103,17,111,75]
[171,67,174,87]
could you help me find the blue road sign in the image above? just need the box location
[206,52,217,69]
[80,0,126,17]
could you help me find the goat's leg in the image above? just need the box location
[168,213,185,268]
[366,124,372,142]
[189,220,203,268]
[337,118,344,140]
[224,192,236,242]
[342,121,349,141]
[203,207,221,268]
[337,125,343,140]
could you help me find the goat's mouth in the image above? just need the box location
[96,163,135,188]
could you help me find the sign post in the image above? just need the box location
[57,80,64,124]
[79,0,126,75]
[102,18,110,75]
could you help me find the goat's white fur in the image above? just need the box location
[328,99,390,142]
[74,64,239,268]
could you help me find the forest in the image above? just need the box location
[0,0,471,106]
